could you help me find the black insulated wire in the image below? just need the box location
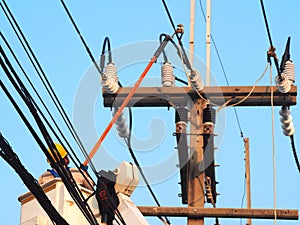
[59,0,102,76]
[100,37,123,87]
[1,50,99,225]
[161,0,193,71]
[1,1,98,177]
[101,37,112,71]
[0,38,96,189]
[125,108,171,225]
[0,133,69,225]
[198,0,244,138]
[259,0,281,78]
[290,135,300,173]
[159,34,169,63]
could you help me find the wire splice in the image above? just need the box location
[279,106,295,136]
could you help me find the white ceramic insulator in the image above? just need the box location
[283,60,295,85]
[161,62,175,87]
[105,62,119,84]
[279,106,295,136]
[101,75,119,94]
[113,108,130,138]
[189,69,204,92]
[275,73,291,93]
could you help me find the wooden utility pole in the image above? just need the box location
[188,98,205,225]
[244,138,252,225]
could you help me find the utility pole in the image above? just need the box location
[103,85,298,223]
[244,138,252,225]
[188,98,205,225]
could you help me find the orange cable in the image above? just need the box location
[83,56,157,166]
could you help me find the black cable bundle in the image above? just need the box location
[0,133,69,225]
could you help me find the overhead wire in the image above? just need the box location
[1,47,99,225]
[124,108,171,225]
[198,0,244,138]
[259,0,281,78]
[58,0,102,76]
[0,133,69,225]
[0,0,98,176]
[0,33,97,187]
[290,135,300,173]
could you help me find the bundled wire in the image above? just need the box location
[0,1,97,177]
[0,34,96,188]
[0,133,69,225]
[1,48,99,225]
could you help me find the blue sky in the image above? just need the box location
[1,1,299,225]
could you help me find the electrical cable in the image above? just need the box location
[161,0,193,71]
[0,133,69,225]
[290,135,300,173]
[124,108,171,225]
[0,77,98,225]
[0,1,97,177]
[219,64,269,109]
[239,178,246,225]
[259,0,281,78]
[100,37,123,88]
[199,0,244,138]
[59,0,102,76]
[1,51,99,225]
[0,1,95,178]
[0,33,97,186]
[0,40,96,190]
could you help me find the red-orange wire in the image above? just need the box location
[83,56,157,166]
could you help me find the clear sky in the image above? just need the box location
[1,1,299,225]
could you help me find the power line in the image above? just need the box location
[0,54,99,225]
[1,34,96,189]
[0,0,96,175]
[290,135,300,173]
[125,108,171,225]
[198,0,244,138]
[59,0,102,76]
[0,133,70,225]
[161,0,193,71]
[259,0,281,77]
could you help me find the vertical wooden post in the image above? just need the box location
[188,99,205,225]
[244,138,252,225]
